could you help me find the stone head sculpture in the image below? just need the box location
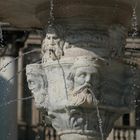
[42,25,64,61]
[26,64,48,110]
[67,57,104,107]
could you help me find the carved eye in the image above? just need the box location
[28,80,35,86]
[79,73,86,78]
[47,36,50,39]
[53,36,58,40]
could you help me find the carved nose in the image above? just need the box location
[85,75,91,83]
[50,37,55,45]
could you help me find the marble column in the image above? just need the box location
[0,30,26,140]
[0,46,18,140]
[0,55,17,140]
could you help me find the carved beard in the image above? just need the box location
[33,89,47,109]
[69,84,98,107]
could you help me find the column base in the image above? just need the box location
[60,134,100,140]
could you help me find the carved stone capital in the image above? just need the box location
[26,24,137,140]
[48,107,120,140]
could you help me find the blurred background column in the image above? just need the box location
[0,30,27,140]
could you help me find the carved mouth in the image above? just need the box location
[77,88,91,96]
[74,84,92,95]
[30,87,36,92]
[84,88,92,94]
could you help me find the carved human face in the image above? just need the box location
[27,72,46,108]
[74,66,99,89]
[46,33,60,48]
[27,73,43,94]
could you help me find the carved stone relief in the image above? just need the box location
[42,25,65,61]
[26,64,48,110]
[48,107,120,140]
[66,57,102,107]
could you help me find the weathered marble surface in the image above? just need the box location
[26,25,139,140]
[26,64,48,110]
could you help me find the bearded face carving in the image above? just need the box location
[42,25,64,61]
[67,57,102,107]
[26,64,48,110]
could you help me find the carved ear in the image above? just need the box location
[67,71,75,91]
